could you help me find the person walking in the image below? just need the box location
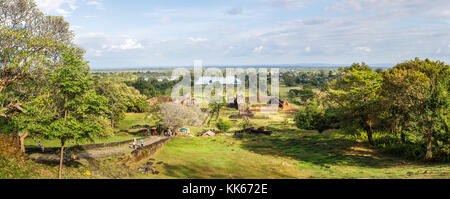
[133,138,137,150]
[140,139,144,148]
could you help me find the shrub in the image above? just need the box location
[216,118,232,132]
[240,116,253,129]
[294,104,329,133]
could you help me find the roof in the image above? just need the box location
[194,76,243,85]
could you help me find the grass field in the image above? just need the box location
[130,130,449,179]
[15,85,450,179]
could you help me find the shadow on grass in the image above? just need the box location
[159,161,298,179]
[28,148,95,169]
[237,125,409,169]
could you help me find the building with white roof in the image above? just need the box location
[194,76,243,85]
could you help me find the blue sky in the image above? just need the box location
[35,0,450,69]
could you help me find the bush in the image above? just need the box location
[294,104,330,133]
[240,117,253,129]
[216,118,232,132]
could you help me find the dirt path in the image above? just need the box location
[28,136,165,163]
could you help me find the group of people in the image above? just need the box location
[164,130,177,137]
[132,138,145,150]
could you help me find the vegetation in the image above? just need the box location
[94,79,148,128]
[134,129,449,179]
[216,118,232,132]
[293,60,449,162]
[0,0,448,179]
[158,103,206,132]
[127,77,179,99]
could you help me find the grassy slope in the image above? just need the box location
[0,156,93,179]
[15,84,450,179]
[128,102,449,179]
[134,130,449,179]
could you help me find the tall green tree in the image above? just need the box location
[384,58,449,160]
[95,79,149,128]
[0,0,75,151]
[0,0,73,92]
[45,48,109,178]
[381,61,430,142]
[326,63,383,146]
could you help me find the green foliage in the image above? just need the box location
[281,70,335,89]
[95,78,149,127]
[216,118,232,132]
[208,98,227,123]
[34,48,111,144]
[240,116,253,129]
[294,103,331,133]
[289,89,315,103]
[128,77,179,98]
[383,58,449,160]
[325,63,383,145]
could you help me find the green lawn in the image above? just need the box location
[116,113,155,130]
[130,129,449,179]
[279,84,303,98]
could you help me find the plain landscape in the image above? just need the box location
[1,0,449,179]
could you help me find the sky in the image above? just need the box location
[34,0,450,69]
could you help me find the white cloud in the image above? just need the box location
[226,7,243,15]
[253,46,264,53]
[86,1,104,9]
[270,0,306,10]
[189,37,208,42]
[35,0,78,17]
[305,46,311,52]
[109,38,144,50]
[88,48,103,56]
[70,25,83,30]
[435,48,442,54]
[355,46,372,53]
[325,0,450,20]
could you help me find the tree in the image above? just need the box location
[240,116,253,129]
[95,79,148,128]
[207,98,227,125]
[294,102,330,133]
[326,63,383,146]
[44,48,109,178]
[383,58,449,160]
[216,118,232,132]
[0,0,73,92]
[281,73,296,86]
[289,89,315,103]
[0,0,75,152]
[158,103,206,132]
[382,62,430,142]
[129,77,180,99]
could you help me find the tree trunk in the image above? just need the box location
[58,140,65,179]
[365,126,374,146]
[216,109,221,120]
[18,132,29,153]
[426,129,433,160]
[400,131,406,143]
